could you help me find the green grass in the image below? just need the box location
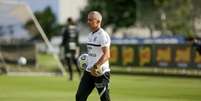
[3,53,59,72]
[0,74,201,101]
[37,53,59,71]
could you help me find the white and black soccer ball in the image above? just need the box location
[18,57,27,65]
[78,54,88,70]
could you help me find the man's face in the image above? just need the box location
[87,14,99,30]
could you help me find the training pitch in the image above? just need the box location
[0,74,201,101]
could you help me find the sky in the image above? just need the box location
[17,0,59,18]
[0,0,59,39]
[15,0,87,23]
[0,0,88,39]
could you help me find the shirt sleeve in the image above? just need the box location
[99,32,111,47]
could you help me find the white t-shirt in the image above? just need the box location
[86,28,111,74]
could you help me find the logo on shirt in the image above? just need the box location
[93,37,97,42]
[89,53,96,57]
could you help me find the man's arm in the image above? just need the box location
[75,30,80,58]
[75,47,80,58]
[90,46,110,77]
[61,29,68,46]
[95,46,110,67]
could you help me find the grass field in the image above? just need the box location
[0,74,201,101]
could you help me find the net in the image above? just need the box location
[0,0,66,76]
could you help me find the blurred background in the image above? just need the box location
[0,0,201,101]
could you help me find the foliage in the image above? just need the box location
[80,0,137,32]
[24,6,61,40]
[81,0,198,37]
[154,0,194,36]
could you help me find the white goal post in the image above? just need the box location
[0,0,67,76]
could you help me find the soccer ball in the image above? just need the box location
[78,54,88,70]
[18,57,27,65]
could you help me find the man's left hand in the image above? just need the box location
[90,65,102,77]
[90,66,98,77]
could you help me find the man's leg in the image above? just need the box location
[72,57,81,76]
[76,71,95,101]
[95,72,111,101]
[65,57,73,80]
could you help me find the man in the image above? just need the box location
[76,11,111,101]
[61,17,81,80]
[186,37,201,55]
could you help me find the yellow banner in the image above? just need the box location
[195,52,201,64]
[175,47,190,63]
[110,46,118,63]
[122,46,134,65]
[156,47,171,63]
[139,47,151,66]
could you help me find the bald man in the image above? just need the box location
[76,11,111,101]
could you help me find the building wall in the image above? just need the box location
[58,0,87,24]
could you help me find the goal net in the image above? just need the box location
[0,0,66,76]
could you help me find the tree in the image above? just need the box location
[81,0,195,37]
[137,0,194,37]
[155,0,193,36]
[24,6,61,40]
[80,0,137,32]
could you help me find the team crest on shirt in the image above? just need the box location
[93,37,97,42]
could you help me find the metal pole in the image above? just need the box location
[24,3,67,76]
[0,1,67,76]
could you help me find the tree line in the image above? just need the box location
[25,0,201,40]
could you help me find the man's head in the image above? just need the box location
[87,11,102,31]
[66,17,75,26]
